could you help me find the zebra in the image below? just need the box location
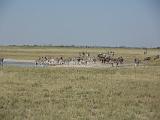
[35,56,50,66]
[0,58,4,66]
[134,58,141,67]
[76,57,84,65]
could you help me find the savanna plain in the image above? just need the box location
[0,46,160,120]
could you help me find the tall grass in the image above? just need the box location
[0,66,160,120]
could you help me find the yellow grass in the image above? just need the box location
[0,46,159,62]
[0,66,160,120]
[0,46,160,119]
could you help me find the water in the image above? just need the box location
[1,59,137,68]
[2,59,46,67]
[4,61,35,67]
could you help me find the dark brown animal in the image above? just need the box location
[144,57,151,61]
[110,57,124,67]
[97,53,111,64]
[154,55,159,60]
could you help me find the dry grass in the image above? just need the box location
[0,66,160,120]
[0,46,159,62]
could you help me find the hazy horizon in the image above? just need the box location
[0,0,160,47]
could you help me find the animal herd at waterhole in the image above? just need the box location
[0,51,160,67]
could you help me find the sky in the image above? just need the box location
[0,0,160,47]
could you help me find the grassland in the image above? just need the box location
[0,46,160,63]
[0,66,160,120]
[0,46,160,120]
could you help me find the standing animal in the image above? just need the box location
[154,55,159,60]
[97,53,110,63]
[79,52,90,57]
[92,57,97,63]
[0,58,4,66]
[134,58,141,67]
[57,57,64,65]
[144,48,147,55]
[109,57,123,67]
[76,57,83,65]
[144,57,151,61]
[117,56,124,64]
[35,56,50,65]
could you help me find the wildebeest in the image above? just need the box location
[110,56,124,67]
[144,57,151,61]
[97,53,124,67]
[79,52,90,57]
[107,51,115,57]
[154,55,159,60]
[97,53,111,64]
[117,56,124,64]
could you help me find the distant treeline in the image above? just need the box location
[1,44,160,49]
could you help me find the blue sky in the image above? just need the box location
[0,0,160,47]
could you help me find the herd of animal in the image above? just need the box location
[0,51,160,67]
[35,51,124,67]
[34,51,160,67]
[134,55,160,66]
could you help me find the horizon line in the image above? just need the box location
[0,44,159,49]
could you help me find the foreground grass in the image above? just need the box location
[0,66,160,120]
